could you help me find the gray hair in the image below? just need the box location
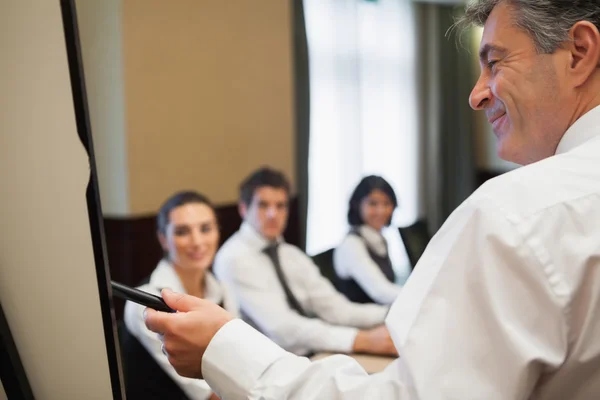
[456,0,600,54]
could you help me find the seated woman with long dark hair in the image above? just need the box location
[333,175,408,305]
[123,191,236,400]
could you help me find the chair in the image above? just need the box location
[118,319,189,400]
[311,248,338,287]
[398,219,431,269]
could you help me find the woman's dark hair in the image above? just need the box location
[239,166,291,206]
[156,190,215,235]
[347,175,398,226]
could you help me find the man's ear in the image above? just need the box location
[567,20,600,87]
[238,202,247,219]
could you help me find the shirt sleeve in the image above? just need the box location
[123,299,215,400]
[334,235,403,304]
[202,319,415,400]
[202,196,568,400]
[214,253,360,355]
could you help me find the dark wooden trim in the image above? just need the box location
[60,1,125,398]
[104,197,300,320]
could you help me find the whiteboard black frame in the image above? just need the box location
[0,302,35,400]
[59,0,125,398]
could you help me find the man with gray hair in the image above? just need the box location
[143,1,600,398]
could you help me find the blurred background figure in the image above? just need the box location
[122,191,233,400]
[334,175,408,304]
[214,167,396,358]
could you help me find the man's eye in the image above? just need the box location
[487,60,498,70]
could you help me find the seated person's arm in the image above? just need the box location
[334,236,402,304]
[124,298,218,400]
[216,254,392,355]
[296,249,389,328]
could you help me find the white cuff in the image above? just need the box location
[328,327,359,353]
[202,319,288,400]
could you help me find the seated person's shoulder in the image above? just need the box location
[216,232,248,258]
[282,242,313,260]
[336,232,363,251]
[333,234,365,267]
[214,237,259,273]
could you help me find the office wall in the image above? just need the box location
[76,1,299,312]
[0,2,114,399]
[123,0,296,214]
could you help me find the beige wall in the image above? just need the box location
[0,1,114,398]
[123,0,296,215]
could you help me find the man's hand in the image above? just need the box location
[352,325,398,357]
[144,289,234,379]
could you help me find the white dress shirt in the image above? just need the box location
[201,105,600,400]
[124,259,238,400]
[213,222,388,355]
[334,225,404,304]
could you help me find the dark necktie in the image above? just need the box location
[263,243,308,316]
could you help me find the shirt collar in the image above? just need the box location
[358,224,385,244]
[149,259,223,304]
[239,221,283,249]
[358,224,387,256]
[555,105,600,155]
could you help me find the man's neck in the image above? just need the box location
[569,72,600,130]
[242,221,282,244]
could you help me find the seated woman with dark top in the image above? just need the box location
[122,191,236,400]
[333,176,407,305]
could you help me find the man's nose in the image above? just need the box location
[469,74,491,111]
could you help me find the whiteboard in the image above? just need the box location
[0,0,123,398]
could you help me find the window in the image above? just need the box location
[304,0,420,277]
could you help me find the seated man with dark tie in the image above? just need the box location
[213,166,396,357]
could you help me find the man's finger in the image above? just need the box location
[144,307,172,334]
[162,288,204,312]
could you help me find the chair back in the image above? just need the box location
[398,219,431,269]
[312,248,338,286]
